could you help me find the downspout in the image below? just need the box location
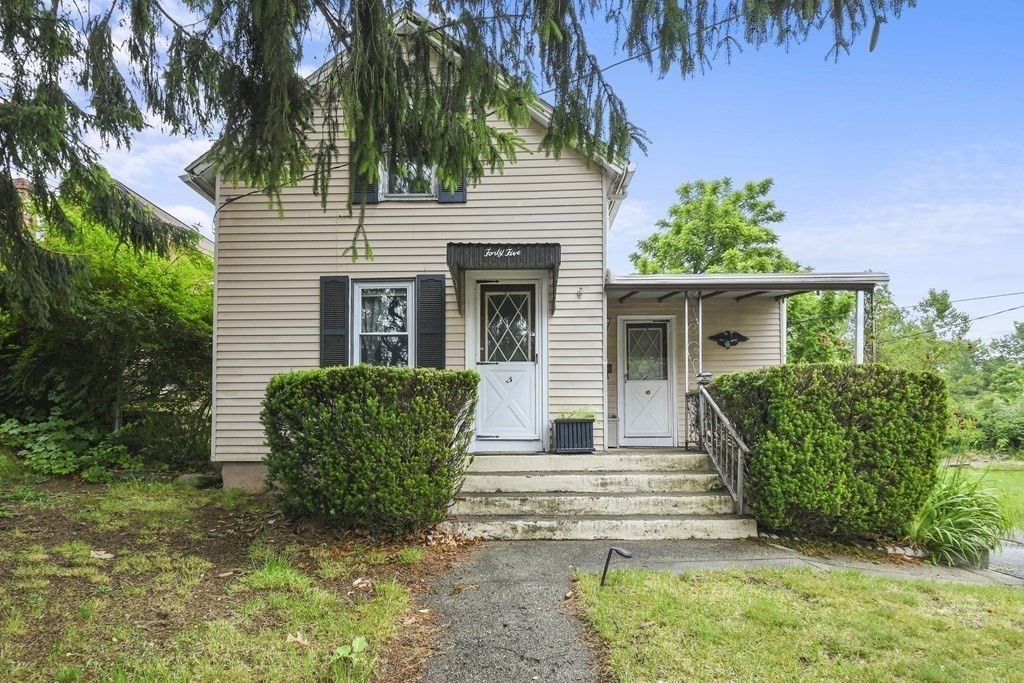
[210,173,220,462]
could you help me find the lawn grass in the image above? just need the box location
[970,468,1024,530]
[579,568,1024,683]
[0,479,445,682]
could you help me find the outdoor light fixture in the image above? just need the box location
[600,546,634,587]
[710,330,749,349]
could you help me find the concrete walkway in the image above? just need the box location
[991,531,1024,580]
[422,539,1023,683]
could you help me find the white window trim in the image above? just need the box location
[379,161,437,201]
[353,281,416,367]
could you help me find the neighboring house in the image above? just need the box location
[13,177,212,255]
[181,46,886,539]
[114,181,214,256]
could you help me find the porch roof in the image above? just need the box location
[605,271,889,302]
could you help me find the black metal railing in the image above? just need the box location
[686,386,749,515]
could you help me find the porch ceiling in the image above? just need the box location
[606,272,889,302]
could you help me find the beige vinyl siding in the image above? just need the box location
[213,119,607,461]
[607,296,782,444]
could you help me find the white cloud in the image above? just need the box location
[781,144,1024,340]
[165,204,213,236]
[97,131,212,189]
[607,198,660,275]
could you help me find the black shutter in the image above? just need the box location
[437,170,467,204]
[320,275,350,366]
[350,141,379,204]
[416,274,446,369]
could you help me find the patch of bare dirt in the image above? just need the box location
[0,480,478,681]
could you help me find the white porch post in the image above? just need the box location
[854,290,865,364]
[780,297,787,365]
[697,293,704,374]
[683,294,690,446]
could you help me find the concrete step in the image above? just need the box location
[460,471,724,494]
[441,515,757,541]
[467,452,712,473]
[452,491,735,517]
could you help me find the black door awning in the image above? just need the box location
[447,242,561,314]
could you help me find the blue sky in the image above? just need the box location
[116,2,1024,341]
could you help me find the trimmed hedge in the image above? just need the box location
[710,364,949,538]
[261,365,479,533]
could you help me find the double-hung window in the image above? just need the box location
[355,282,414,366]
[383,155,435,199]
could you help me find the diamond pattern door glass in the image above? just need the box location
[484,289,533,362]
[626,324,667,380]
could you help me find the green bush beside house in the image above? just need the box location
[711,364,949,538]
[261,365,479,534]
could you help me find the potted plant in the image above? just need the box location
[552,408,597,454]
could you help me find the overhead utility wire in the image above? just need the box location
[877,303,1024,344]
[790,290,1024,326]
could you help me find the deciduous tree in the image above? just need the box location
[630,176,857,362]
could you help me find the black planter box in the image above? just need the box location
[552,418,595,453]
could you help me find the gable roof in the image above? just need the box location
[181,15,635,224]
[115,180,214,255]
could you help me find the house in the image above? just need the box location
[113,180,215,256]
[181,71,887,541]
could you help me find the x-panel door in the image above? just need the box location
[621,320,675,445]
[476,284,540,441]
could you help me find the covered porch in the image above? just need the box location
[605,272,890,449]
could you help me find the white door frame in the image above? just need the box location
[465,270,549,453]
[617,315,678,448]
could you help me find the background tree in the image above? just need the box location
[630,177,857,363]
[0,202,214,469]
[876,287,971,374]
[631,178,795,274]
[0,0,914,322]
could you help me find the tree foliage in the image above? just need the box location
[872,289,1024,456]
[0,201,213,467]
[875,287,971,374]
[1,0,915,321]
[630,176,856,362]
[631,178,795,274]
[942,321,1024,455]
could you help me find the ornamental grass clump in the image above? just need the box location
[907,466,1014,567]
[261,366,479,534]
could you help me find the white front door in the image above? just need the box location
[475,284,541,446]
[621,320,675,446]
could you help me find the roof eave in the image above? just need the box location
[605,272,891,292]
[180,160,216,204]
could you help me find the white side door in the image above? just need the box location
[476,284,540,442]
[621,321,674,445]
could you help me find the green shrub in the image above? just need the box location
[261,365,479,533]
[0,411,143,479]
[710,364,949,538]
[908,467,1014,566]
